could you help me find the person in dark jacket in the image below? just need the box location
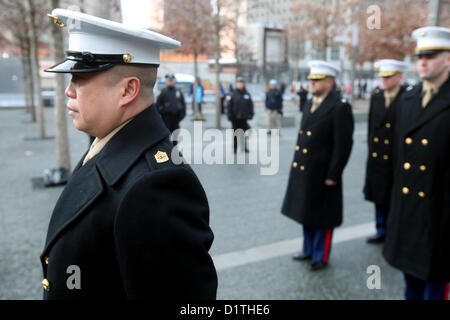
[297,82,309,112]
[226,77,254,153]
[363,59,408,244]
[383,26,450,300]
[155,74,186,144]
[41,9,217,300]
[282,61,354,271]
[265,79,283,134]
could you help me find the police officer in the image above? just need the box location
[41,9,217,300]
[383,26,450,300]
[363,59,408,244]
[226,77,254,153]
[297,82,309,112]
[155,74,186,143]
[265,79,283,134]
[282,61,354,271]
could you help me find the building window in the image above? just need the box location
[331,46,340,61]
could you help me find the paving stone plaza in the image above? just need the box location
[0,101,405,299]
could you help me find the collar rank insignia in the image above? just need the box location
[154,151,169,163]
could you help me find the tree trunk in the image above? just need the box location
[234,0,242,77]
[20,47,31,114]
[28,0,46,138]
[214,6,221,129]
[21,35,36,121]
[50,0,71,173]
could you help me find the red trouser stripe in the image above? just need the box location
[322,229,332,264]
[444,283,449,300]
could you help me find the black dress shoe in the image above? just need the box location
[310,262,328,271]
[366,234,385,244]
[292,253,312,261]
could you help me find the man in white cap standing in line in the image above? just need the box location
[265,79,283,135]
[383,26,450,300]
[363,59,408,244]
[282,61,354,271]
[40,9,217,300]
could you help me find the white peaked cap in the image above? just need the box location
[45,8,180,73]
[412,26,450,55]
[308,60,341,80]
[376,59,408,77]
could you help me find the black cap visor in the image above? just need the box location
[414,49,450,56]
[44,59,115,73]
[44,51,159,73]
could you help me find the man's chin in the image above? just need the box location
[72,120,86,133]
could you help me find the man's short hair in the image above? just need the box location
[105,65,157,99]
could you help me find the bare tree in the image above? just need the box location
[346,0,428,63]
[442,0,450,27]
[162,0,215,120]
[290,0,351,60]
[212,0,235,129]
[232,0,253,77]
[48,0,71,173]
[27,0,50,139]
[285,23,305,84]
[0,0,36,121]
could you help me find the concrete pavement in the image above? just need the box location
[0,102,405,300]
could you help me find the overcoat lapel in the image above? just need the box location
[302,91,339,127]
[405,78,450,135]
[41,105,170,256]
[372,94,387,127]
[42,162,104,254]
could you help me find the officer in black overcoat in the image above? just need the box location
[383,26,450,300]
[41,9,217,300]
[297,83,309,112]
[155,73,186,136]
[363,59,408,244]
[281,61,354,271]
[226,77,254,153]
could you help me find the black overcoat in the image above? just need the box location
[40,106,217,299]
[281,90,354,228]
[383,77,450,282]
[363,87,405,209]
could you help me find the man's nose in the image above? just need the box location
[65,82,75,98]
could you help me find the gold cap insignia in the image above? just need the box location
[123,53,132,63]
[420,31,426,37]
[154,151,169,163]
[47,14,65,27]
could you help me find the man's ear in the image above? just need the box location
[119,77,141,107]
[445,52,450,66]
